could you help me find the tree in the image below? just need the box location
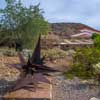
[0,0,50,49]
[0,0,50,70]
[0,0,51,64]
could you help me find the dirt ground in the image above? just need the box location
[0,55,73,99]
[45,56,73,72]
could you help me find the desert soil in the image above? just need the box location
[0,56,100,100]
[0,56,20,95]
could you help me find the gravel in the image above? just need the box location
[52,75,100,100]
[0,57,20,96]
[0,63,20,81]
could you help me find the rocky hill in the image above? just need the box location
[41,23,99,49]
[50,23,100,38]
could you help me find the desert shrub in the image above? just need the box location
[92,33,100,49]
[22,49,33,61]
[3,50,17,56]
[93,63,100,83]
[0,48,17,56]
[41,48,66,60]
[65,48,100,82]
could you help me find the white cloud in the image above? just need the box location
[40,0,100,30]
[1,0,100,29]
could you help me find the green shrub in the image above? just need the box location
[92,33,100,49]
[65,48,100,82]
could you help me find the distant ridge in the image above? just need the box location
[50,23,100,38]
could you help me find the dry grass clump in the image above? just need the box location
[41,48,67,60]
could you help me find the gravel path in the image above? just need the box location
[52,75,100,100]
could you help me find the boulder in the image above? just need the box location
[90,97,100,100]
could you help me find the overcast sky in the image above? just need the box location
[0,0,100,30]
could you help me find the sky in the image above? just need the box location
[0,0,100,30]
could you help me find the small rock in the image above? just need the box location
[90,97,100,100]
